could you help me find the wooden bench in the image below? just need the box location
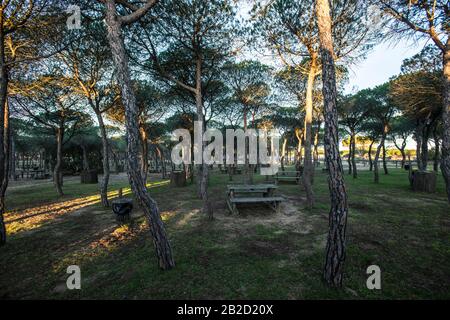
[227,196,284,214]
[226,184,283,214]
[275,171,301,184]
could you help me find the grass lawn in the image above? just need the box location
[1,168,449,299]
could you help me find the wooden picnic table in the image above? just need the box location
[275,170,301,184]
[227,184,278,197]
[226,184,283,214]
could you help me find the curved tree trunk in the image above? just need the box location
[54,126,64,196]
[281,137,287,173]
[351,133,357,179]
[302,60,317,209]
[139,125,149,184]
[105,1,174,270]
[401,148,406,169]
[96,110,110,207]
[440,37,450,202]
[313,122,321,167]
[295,127,303,167]
[382,142,388,175]
[153,147,159,173]
[347,136,352,175]
[394,139,406,168]
[316,0,349,288]
[368,140,374,171]
[374,133,386,184]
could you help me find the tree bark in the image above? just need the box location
[316,0,349,288]
[0,98,9,246]
[242,108,254,184]
[9,138,15,180]
[368,140,374,171]
[415,126,423,170]
[295,127,304,168]
[433,126,440,172]
[95,110,110,207]
[139,124,149,184]
[351,132,357,179]
[440,37,450,202]
[0,10,9,246]
[374,131,386,183]
[54,126,64,196]
[302,59,317,209]
[313,121,321,167]
[347,137,352,175]
[382,141,388,175]
[194,55,212,219]
[281,137,287,173]
[104,0,174,269]
[421,125,430,171]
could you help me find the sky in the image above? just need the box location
[344,38,429,93]
[343,38,430,149]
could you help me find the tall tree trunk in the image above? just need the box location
[281,137,287,173]
[295,127,303,167]
[415,122,424,170]
[433,127,440,172]
[243,108,253,184]
[139,125,149,184]
[195,56,212,219]
[54,126,64,196]
[351,132,357,179]
[374,131,386,183]
[154,147,159,173]
[104,1,174,269]
[440,37,450,202]
[401,147,406,169]
[9,138,14,180]
[0,97,9,246]
[313,121,321,167]
[421,125,429,171]
[302,59,317,209]
[0,12,9,246]
[368,140,374,171]
[316,0,349,288]
[96,110,110,207]
[382,141,388,175]
[347,137,352,175]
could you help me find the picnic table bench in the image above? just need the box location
[274,170,301,184]
[220,167,243,175]
[226,184,284,214]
